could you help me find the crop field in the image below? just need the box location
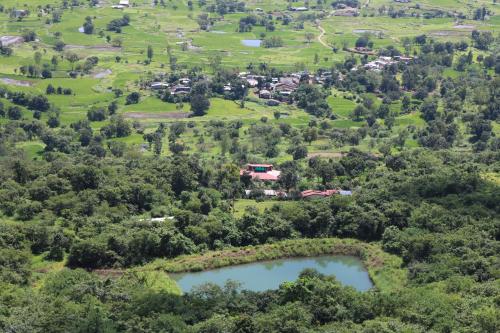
[0,0,498,160]
[0,1,499,330]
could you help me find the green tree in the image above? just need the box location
[147,45,153,60]
[191,94,210,117]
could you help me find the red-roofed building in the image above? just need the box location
[240,164,281,181]
[300,189,338,199]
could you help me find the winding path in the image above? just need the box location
[317,24,329,49]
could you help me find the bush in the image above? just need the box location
[126,92,140,105]
[67,240,115,269]
[7,106,22,120]
[87,107,107,121]
[261,36,283,48]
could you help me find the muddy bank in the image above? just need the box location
[93,69,112,79]
[453,24,475,29]
[0,77,34,87]
[65,44,122,52]
[124,112,191,119]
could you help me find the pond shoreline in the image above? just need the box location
[145,238,407,292]
[171,254,374,292]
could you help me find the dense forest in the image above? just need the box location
[0,0,499,332]
[1,135,498,332]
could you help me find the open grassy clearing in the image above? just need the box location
[233,199,298,217]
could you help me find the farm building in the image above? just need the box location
[150,82,169,90]
[245,189,287,198]
[240,164,281,181]
[0,36,24,47]
[259,89,271,99]
[246,78,258,87]
[290,7,308,12]
[171,85,191,95]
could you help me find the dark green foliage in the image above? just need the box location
[125,92,140,105]
[83,16,94,34]
[7,106,22,120]
[106,14,130,32]
[190,93,210,116]
[87,107,107,121]
[0,14,499,332]
[293,84,331,117]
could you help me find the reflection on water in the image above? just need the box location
[171,255,373,293]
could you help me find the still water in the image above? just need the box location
[241,39,261,47]
[171,255,373,292]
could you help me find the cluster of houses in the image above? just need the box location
[360,55,413,72]
[240,163,352,199]
[146,53,413,103]
[242,70,337,105]
[147,69,337,105]
[244,188,352,199]
[333,5,360,17]
[151,77,192,95]
[146,54,412,103]
[238,72,307,105]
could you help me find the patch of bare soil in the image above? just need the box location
[93,269,125,277]
[453,24,475,29]
[308,151,381,159]
[0,77,34,87]
[65,44,122,52]
[0,35,24,46]
[124,112,191,119]
[308,152,346,159]
[430,30,468,37]
[93,69,112,79]
[217,249,257,258]
[367,255,384,268]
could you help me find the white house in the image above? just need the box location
[151,82,169,90]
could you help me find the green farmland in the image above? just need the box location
[0,0,499,332]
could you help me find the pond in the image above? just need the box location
[241,39,261,47]
[352,29,381,34]
[171,255,373,292]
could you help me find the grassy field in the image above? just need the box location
[233,199,298,217]
[1,0,497,158]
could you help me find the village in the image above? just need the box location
[146,53,414,106]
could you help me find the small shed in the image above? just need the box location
[266,99,280,106]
